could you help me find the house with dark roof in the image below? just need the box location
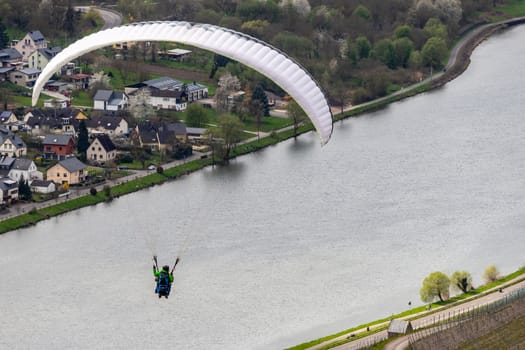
[0,177,18,204]
[28,47,61,71]
[0,127,27,157]
[186,82,209,102]
[93,90,128,111]
[0,156,16,177]
[387,320,413,338]
[24,108,82,136]
[9,67,41,87]
[125,77,207,110]
[149,89,187,111]
[30,179,56,194]
[86,115,128,137]
[133,121,187,151]
[42,134,75,160]
[8,158,42,182]
[87,134,117,165]
[11,30,48,62]
[0,111,19,131]
[0,48,23,68]
[46,156,87,185]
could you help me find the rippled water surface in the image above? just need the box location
[1,26,525,350]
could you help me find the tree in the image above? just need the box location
[373,38,397,69]
[420,271,450,303]
[286,99,307,138]
[394,37,414,68]
[185,103,209,127]
[424,18,448,41]
[210,54,230,79]
[216,114,243,161]
[421,37,447,68]
[251,84,269,117]
[215,72,241,113]
[483,265,500,284]
[352,5,371,21]
[394,24,412,39]
[0,19,9,49]
[63,0,76,36]
[77,120,89,159]
[355,36,371,60]
[450,271,473,293]
[18,177,32,201]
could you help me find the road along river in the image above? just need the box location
[1,25,525,350]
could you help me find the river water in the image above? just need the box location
[2,26,525,350]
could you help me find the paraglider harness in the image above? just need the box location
[156,271,171,297]
[153,256,180,299]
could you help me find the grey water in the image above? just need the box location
[2,26,525,350]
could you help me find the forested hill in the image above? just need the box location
[0,0,512,105]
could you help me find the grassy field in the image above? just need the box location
[498,0,525,17]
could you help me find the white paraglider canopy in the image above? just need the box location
[32,21,333,144]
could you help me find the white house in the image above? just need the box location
[149,89,187,111]
[93,90,128,111]
[30,180,56,194]
[86,115,129,136]
[8,158,42,182]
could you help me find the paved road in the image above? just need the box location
[75,6,122,30]
[0,153,203,222]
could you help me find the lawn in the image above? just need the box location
[498,0,525,17]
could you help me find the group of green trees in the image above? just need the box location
[420,265,500,303]
[109,0,503,106]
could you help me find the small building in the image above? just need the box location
[44,99,69,109]
[93,90,128,111]
[46,157,87,185]
[0,111,18,125]
[30,179,56,194]
[0,177,19,204]
[9,67,41,87]
[159,48,192,61]
[68,73,90,90]
[186,82,208,102]
[87,134,117,165]
[0,67,15,82]
[45,81,69,93]
[42,134,75,160]
[387,320,413,338]
[0,48,23,68]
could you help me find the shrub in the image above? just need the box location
[103,185,111,198]
[483,265,500,284]
[90,187,97,196]
[156,166,164,174]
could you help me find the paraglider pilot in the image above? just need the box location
[153,256,179,299]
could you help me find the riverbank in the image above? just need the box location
[289,267,525,350]
[0,17,522,234]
